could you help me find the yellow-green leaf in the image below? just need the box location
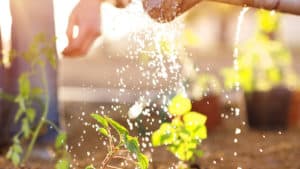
[168,95,192,116]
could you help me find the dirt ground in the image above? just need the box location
[1,102,300,169]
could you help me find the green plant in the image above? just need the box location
[190,73,221,99]
[151,94,207,166]
[87,113,149,169]
[0,34,69,168]
[222,10,298,92]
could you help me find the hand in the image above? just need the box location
[113,0,132,8]
[63,0,101,57]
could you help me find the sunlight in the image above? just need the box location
[0,0,12,67]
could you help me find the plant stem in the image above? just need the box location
[45,119,60,133]
[0,91,15,102]
[101,147,119,169]
[113,156,137,164]
[22,66,49,163]
[107,165,122,169]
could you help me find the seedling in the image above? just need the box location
[152,94,207,166]
[222,10,297,92]
[87,113,149,169]
[0,34,69,168]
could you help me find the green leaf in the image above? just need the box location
[11,152,21,166]
[18,74,30,98]
[21,118,31,139]
[31,87,43,97]
[137,153,149,169]
[168,94,192,116]
[26,108,36,123]
[152,123,176,146]
[13,144,23,154]
[151,130,162,146]
[98,128,109,137]
[183,112,207,128]
[194,150,204,158]
[85,164,96,169]
[105,117,128,135]
[14,109,24,123]
[125,135,139,154]
[55,132,67,149]
[91,113,108,128]
[194,126,207,140]
[55,159,70,169]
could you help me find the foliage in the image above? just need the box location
[87,113,149,169]
[222,10,298,92]
[0,34,69,168]
[152,94,207,162]
[257,10,280,34]
[190,73,221,99]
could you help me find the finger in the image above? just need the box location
[63,26,100,57]
[66,12,77,42]
[77,30,101,55]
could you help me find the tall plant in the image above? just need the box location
[0,34,69,168]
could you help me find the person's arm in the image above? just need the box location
[143,0,300,23]
[210,0,300,15]
[63,0,101,57]
[63,0,131,57]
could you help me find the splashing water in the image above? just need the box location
[233,7,249,90]
[231,7,249,169]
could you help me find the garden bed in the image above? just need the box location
[1,102,300,169]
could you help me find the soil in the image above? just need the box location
[1,102,300,169]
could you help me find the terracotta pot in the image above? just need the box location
[190,163,201,169]
[191,94,222,131]
[288,90,300,128]
[245,86,291,130]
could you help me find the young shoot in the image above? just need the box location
[87,113,149,169]
[152,94,207,166]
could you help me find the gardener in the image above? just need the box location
[0,0,130,156]
[63,0,300,57]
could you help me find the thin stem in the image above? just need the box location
[107,165,122,169]
[101,152,115,169]
[0,91,15,102]
[45,119,60,133]
[22,65,49,163]
[107,128,114,152]
[113,156,137,164]
[101,147,120,169]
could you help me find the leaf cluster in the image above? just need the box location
[222,10,298,92]
[152,95,207,162]
[89,113,149,169]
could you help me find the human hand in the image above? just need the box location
[63,0,101,57]
[107,0,131,8]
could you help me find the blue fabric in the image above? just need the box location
[0,0,59,145]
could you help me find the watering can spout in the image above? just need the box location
[143,0,300,22]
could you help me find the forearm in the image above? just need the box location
[143,0,300,23]
[207,0,300,15]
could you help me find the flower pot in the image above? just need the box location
[245,86,291,130]
[288,90,300,128]
[190,163,201,169]
[191,94,221,131]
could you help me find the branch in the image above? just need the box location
[113,156,137,164]
[107,165,122,169]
